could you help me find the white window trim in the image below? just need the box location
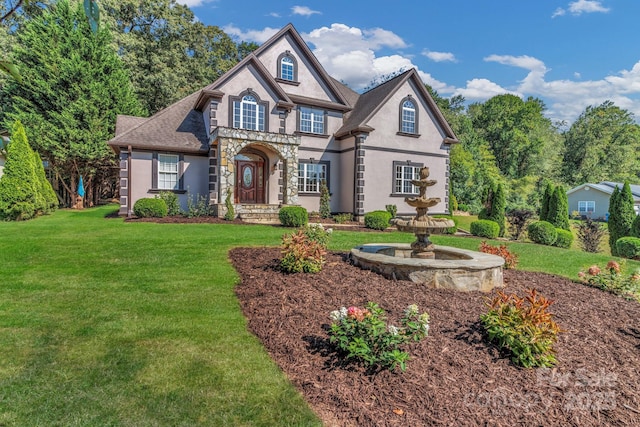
[158,154,179,190]
[299,107,325,134]
[393,163,421,195]
[298,161,328,194]
[578,200,595,213]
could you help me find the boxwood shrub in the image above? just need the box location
[279,206,308,227]
[528,221,557,246]
[364,210,392,230]
[470,219,499,239]
[552,228,574,249]
[615,236,640,260]
[133,198,168,218]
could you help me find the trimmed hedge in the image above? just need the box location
[133,198,168,218]
[528,221,557,246]
[616,237,640,260]
[364,210,392,230]
[279,206,308,227]
[552,228,574,249]
[470,219,499,239]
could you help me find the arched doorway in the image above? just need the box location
[235,150,267,204]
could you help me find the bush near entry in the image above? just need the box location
[364,210,392,230]
[133,198,168,218]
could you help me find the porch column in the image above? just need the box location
[354,134,367,220]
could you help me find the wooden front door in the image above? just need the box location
[236,160,264,204]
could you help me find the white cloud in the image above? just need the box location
[304,24,411,90]
[574,72,582,79]
[552,0,610,17]
[267,12,281,18]
[222,25,280,43]
[291,6,321,17]
[175,0,215,6]
[454,79,517,100]
[423,50,457,63]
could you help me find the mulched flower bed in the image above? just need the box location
[231,247,640,426]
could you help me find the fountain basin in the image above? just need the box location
[350,243,505,292]
[391,217,455,234]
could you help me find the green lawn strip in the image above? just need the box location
[0,207,320,426]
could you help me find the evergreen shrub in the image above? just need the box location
[279,206,308,227]
[528,221,557,246]
[616,237,640,260]
[133,198,168,218]
[553,228,574,249]
[470,219,500,239]
[364,210,391,230]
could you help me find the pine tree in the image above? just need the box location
[0,121,40,220]
[539,182,553,222]
[631,214,640,238]
[608,182,635,256]
[319,180,331,218]
[2,0,143,206]
[547,186,569,230]
[489,183,506,237]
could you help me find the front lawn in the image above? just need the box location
[0,206,637,425]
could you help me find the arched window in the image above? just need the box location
[232,93,266,131]
[277,52,298,82]
[400,98,417,134]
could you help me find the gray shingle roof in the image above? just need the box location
[568,182,640,200]
[334,68,458,142]
[108,91,209,154]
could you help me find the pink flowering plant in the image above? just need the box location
[578,260,640,301]
[328,302,429,372]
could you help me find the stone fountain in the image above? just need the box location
[350,166,505,292]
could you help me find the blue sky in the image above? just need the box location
[178,0,640,125]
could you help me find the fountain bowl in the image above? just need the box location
[350,243,505,292]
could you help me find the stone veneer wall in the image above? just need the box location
[209,127,300,217]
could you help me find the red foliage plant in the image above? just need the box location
[479,241,519,269]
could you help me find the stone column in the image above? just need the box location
[354,134,367,220]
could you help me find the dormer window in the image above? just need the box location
[231,91,267,131]
[277,52,298,83]
[400,98,417,134]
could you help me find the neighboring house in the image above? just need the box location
[567,181,640,219]
[108,24,458,220]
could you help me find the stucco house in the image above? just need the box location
[567,181,640,219]
[108,23,458,220]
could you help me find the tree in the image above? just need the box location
[547,186,569,231]
[608,182,636,256]
[562,101,640,186]
[319,180,331,218]
[539,182,554,221]
[99,0,257,114]
[470,94,559,180]
[488,183,506,237]
[0,120,55,220]
[2,0,143,207]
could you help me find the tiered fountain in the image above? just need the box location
[350,167,504,292]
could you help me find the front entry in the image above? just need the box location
[236,159,265,204]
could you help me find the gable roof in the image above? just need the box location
[568,182,640,201]
[108,91,209,154]
[253,23,351,108]
[196,53,295,111]
[334,68,458,142]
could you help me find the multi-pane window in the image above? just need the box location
[401,100,416,133]
[298,162,327,193]
[394,164,420,194]
[158,154,179,190]
[300,107,325,134]
[233,95,265,131]
[281,56,294,81]
[578,200,595,214]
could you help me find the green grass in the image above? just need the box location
[0,206,638,426]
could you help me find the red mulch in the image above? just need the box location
[230,247,640,427]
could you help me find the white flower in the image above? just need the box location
[329,310,342,321]
[405,304,419,318]
[422,323,430,334]
[388,325,399,336]
[339,306,348,318]
[326,228,333,234]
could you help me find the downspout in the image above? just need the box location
[127,145,132,218]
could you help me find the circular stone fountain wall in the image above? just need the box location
[350,243,505,292]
